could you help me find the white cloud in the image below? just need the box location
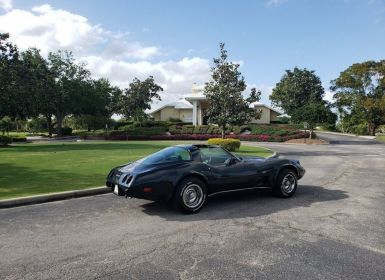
[80,55,211,109]
[324,90,335,103]
[0,4,159,59]
[0,0,12,11]
[265,0,287,7]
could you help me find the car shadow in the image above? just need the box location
[140,185,348,221]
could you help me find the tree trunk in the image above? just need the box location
[368,124,376,136]
[56,113,63,136]
[45,114,53,137]
[221,124,225,139]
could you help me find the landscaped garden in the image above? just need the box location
[0,141,273,200]
[74,122,309,142]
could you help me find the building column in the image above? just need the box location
[192,100,197,125]
[197,104,202,125]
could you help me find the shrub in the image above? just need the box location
[207,138,241,151]
[377,125,385,135]
[0,135,12,146]
[349,124,367,135]
[61,127,73,136]
[11,135,27,142]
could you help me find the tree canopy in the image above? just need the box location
[330,60,385,135]
[204,43,261,138]
[0,33,163,135]
[270,67,336,137]
[117,76,163,125]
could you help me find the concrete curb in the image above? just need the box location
[0,186,110,209]
[316,130,376,139]
[266,151,279,159]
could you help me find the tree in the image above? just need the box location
[73,78,120,131]
[0,33,19,118]
[47,50,91,135]
[330,61,385,136]
[117,76,163,124]
[204,43,261,138]
[270,67,336,138]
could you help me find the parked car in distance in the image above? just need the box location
[106,144,305,214]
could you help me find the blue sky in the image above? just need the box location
[1,0,385,107]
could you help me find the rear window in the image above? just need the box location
[138,147,191,165]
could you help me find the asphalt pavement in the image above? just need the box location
[1,133,385,279]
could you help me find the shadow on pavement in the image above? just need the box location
[140,185,348,221]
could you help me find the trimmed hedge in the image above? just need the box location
[207,138,241,151]
[11,136,27,142]
[0,135,12,146]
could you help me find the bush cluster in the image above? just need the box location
[207,138,241,151]
[0,135,12,146]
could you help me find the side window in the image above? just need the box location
[200,147,232,166]
[165,148,191,162]
[175,149,191,161]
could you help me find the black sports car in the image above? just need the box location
[106,144,305,214]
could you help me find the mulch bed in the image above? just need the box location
[285,138,329,145]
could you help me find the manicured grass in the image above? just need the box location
[0,141,273,200]
[376,135,385,142]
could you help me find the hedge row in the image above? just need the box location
[207,138,241,151]
[80,132,309,142]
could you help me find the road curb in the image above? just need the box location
[0,186,110,209]
[316,130,376,139]
[267,151,279,158]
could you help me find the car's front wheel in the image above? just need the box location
[173,177,207,214]
[273,169,298,197]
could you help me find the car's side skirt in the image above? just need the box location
[208,186,271,197]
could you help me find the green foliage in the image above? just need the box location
[271,67,336,136]
[11,135,27,142]
[207,138,241,151]
[349,124,368,135]
[204,43,261,138]
[113,126,167,136]
[0,135,12,145]
[377,125,385,135]
[0,116,12,134]
[59,127,73,136]
[116,76,163,125]
[331,60,385,136]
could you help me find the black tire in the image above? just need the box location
[273,169,298,198]
[173,177,207,214]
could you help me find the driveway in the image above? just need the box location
[1,133,385,279]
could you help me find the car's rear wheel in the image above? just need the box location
[173,177,207,214]
[273,169,298,198]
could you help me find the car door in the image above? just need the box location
[199,147,260,193]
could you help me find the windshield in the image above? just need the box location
[137,146,191,165]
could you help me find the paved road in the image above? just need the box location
[1,133,385,279]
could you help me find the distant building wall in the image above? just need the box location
[250,106,271,124]
[178,109,193,122]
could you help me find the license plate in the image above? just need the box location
[113,184,119,195]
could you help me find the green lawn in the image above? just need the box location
[376,135,385,142]
[0,141,272,200]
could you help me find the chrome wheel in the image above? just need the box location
[281,173,296,195]
[182,183,204,208]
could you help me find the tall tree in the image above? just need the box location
[0,33,19,118]
[270,67,336,137]
[204,43,260,138]
[330,61,385,135]
[117,76,163,124]
[47,50,91,135]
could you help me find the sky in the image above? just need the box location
[1,0,385,109]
